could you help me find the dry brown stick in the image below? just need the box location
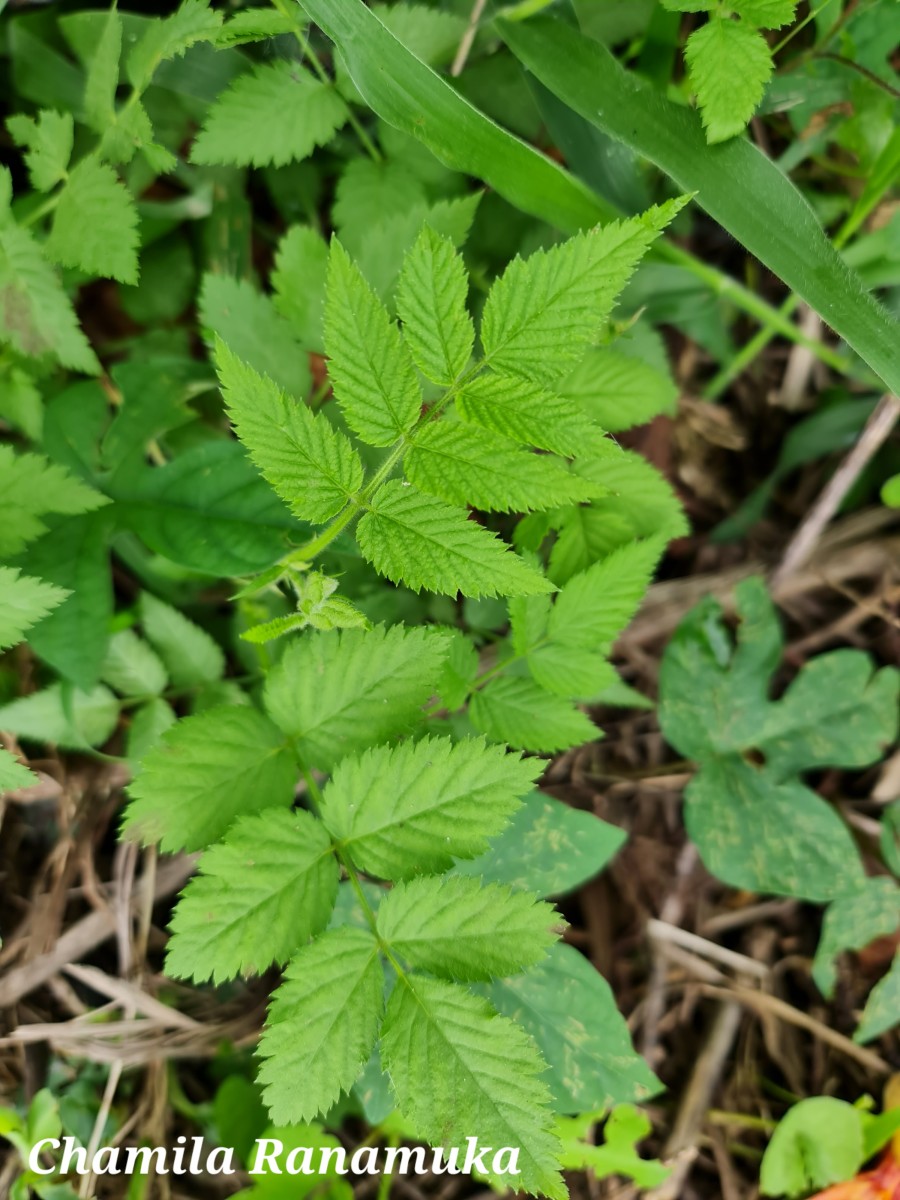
[641,842,699,1063]
[451,0,487,76]
[0,854,196,1008]
[772,393,900,588]
[698,983,890,1076]
[648,1000,743,1200]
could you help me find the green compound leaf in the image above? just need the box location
[685,19,773,145]
[7,110,73,191]
[138,592,225,689]
[381,975,565,1199]
[855,952,900,1045]
[166,809,339,984]
[487,943,661,1114]
[46,158,139,285]
[760,1097,864,1198]
[263,624,448,772]
[0,567,69,652]
[0,218,99,373]
[358,480,553,599]
[470,675,596,754]
[377,876,559,981]
[405,423,597,514]
[122,706,297,852]
[191,61,346,168]
[320,735,537,880]
[454,791,626,898]
[396,225,473,385]
[325,239,422,446]
[215,339,363,524]
[456,372,599,457]
[0,747,38,793]
[812,877,900,997]
[0,444,108,558]
[684,758,865,902]
[199,274,311,401]
[258,927,383,1126]
[480,203,681,386]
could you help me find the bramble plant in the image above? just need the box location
[1,0,899,1195]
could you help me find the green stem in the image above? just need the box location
[301,767,408,977]
[659,242,850,374]
[286,362,485,568]
[701,181,883,400]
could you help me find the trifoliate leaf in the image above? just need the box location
[0,445,108,557]
[685,19,773,144]
[855,952,900,1044]
[480,201,681,385]
[258,927,384,1124]
[320,735,538,880]
[0,683,118,749]
[122,706,296,852]
[46,158,139,284]
[126,0,222,92]
[138,592,225,689]
[812,877,900,997]
[760,1097,864,1198]
[558,1106,669,1188]
[7,111,73,192]
[456,372,599,457]
[0,567,69,651]
[272,225,328,349]
[659,578,900,777]
[263,624,448,771]
[100,629,168,698]
[358,480,553,598]
[191,61,345,168]
[199,273,311,400]
[325,239,422,445]
[166,809,339,983]
[731,0,798,28]
[242,577,370,644]
[396,225,473,385]
[0,747,37,793]
[215,339,363,524]
[405,423,597,513]
[470,675,596,754]
[0,220,99,373]
[381,976,565,1199]
[454,790,626,898]
[561,347,678,433]
[377,876,559,980]
[486,943,661,1113]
